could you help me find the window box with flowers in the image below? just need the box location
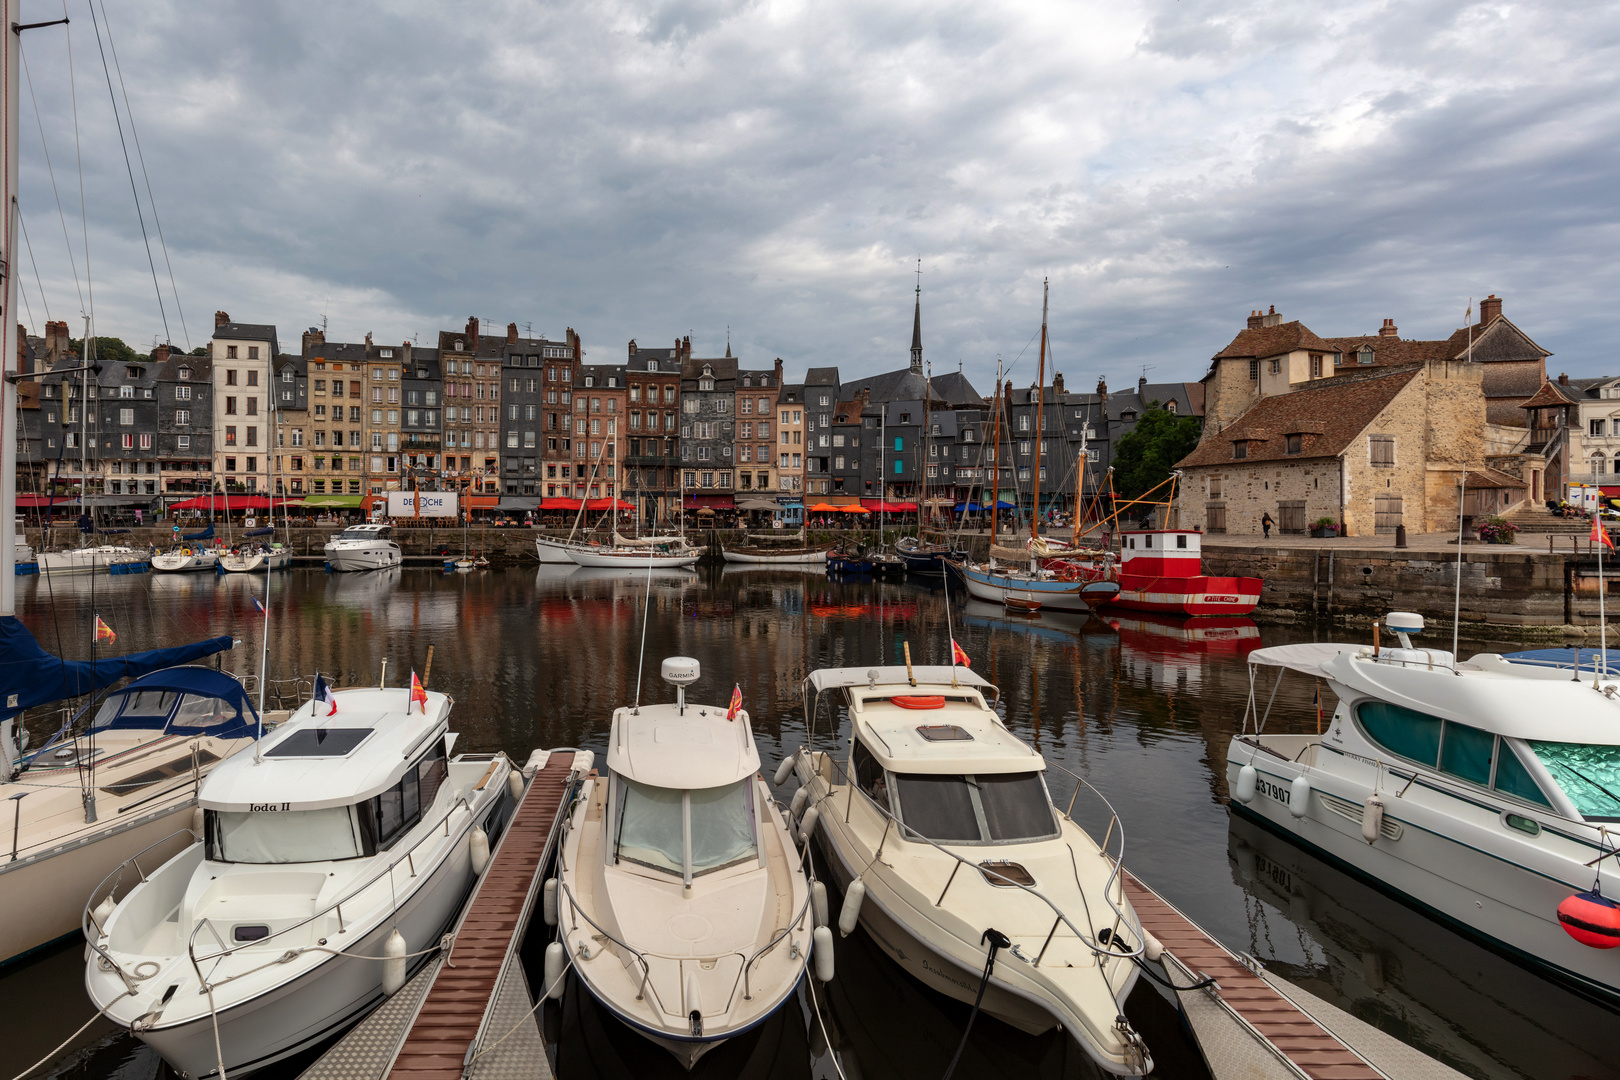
[1310,517,1339,538]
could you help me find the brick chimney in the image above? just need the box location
[401,341,412,364]
[1096,376,1108,399]
[1261,305,1281,328]
[1051,371,1065,396]
[464,317,479,350]
[1559,372,1569,385]
[1137,374,1148,399]
[1379,318,1398,337]
[17,324,29,375]
[364,332,373,352]
[506,322,518,345]
[215,311,231,328]
[627,339,637,358]
[774,356,784,383]
[566,327,581,361]
[301,326,324,357]
[45,320,70,363]
[681,335,691,361]
[1246,310,1265,330]
[1480,294,1502,325]
[151,343,171,365]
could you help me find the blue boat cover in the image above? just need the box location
[243,527,274,537]
[97,666,259,739]
[0,615,235,723]
[1502,648,1620,676]
[182,524,215,541]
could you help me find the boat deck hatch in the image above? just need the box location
[100,750,221,796]
[233,924,270,942]
[979,860,1035,887]
[265,728,373,758]
[916,725,973,742]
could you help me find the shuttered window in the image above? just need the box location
[1369,435,1395,466]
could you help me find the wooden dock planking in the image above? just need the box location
[386,752,576,1080]
[1122,871,1382,1080]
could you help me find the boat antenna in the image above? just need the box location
[630,547,657,715]
[1452,470,1465,664]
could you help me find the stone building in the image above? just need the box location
[436,317,505,494]
[1175,360,1493,537]
[625,340,685,522]
[734,361,781,495]
[209,314,279,494]
[575,362,628,501]
[538,329,583,499]
[776,382,805,497]
[271,354,308,496]
[679,352,738,509]
[303,333,369,499]
[359,336,405,494]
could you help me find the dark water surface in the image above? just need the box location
[3,566,1614,1080]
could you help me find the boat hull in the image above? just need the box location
[1106,574,1261,616]
[323,543,401,571]
[566,548,698,568]
[535,537,591,563]
[221,550,292,573]
[721,548,829,565]
[953,561,1092,613]
[152,551,219,573]
[35,547,145,575]
[111,792,505,1078]
[1225,745,1620,1009]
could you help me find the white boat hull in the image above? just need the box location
[566,548,699,569]
[955,561,1091,612]
[34,547,145,576]
[535,537,594,563]
[221,550,292,573]
[720,548,828,565]
[152,550,219,572]
[323,542,401,571]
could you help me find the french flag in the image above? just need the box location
[313,674,338,716]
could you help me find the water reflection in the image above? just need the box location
[1,568,1601,1080]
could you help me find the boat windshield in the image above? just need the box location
[1529,742,1620,821]
[338,527,385,541]
[205,806,366,863]
[615,776,757,878]
[892,772,1058,845]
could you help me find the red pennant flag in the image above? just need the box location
[1592,514,1615,551]
[726,684,743,722]
[409,670,429,714]
[94,615,117,644]
[951,638,971,668]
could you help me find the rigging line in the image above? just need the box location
[86,1,169,342]
[95,0,187,350]
[18,206,52,323]
[20,47,86,314]
[63,0,95,330]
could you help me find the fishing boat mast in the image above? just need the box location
[1029,278,1047,571]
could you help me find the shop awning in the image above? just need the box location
[586,498,634,511]
[540,497,582,511]
[684,494,735,509]
[293,495,364,508]
[13,494,77,508]
[168,495,292,511]
[860,499,918,512]
[498,497,542,511]
[465,495,501,510]
[735,497,780,511]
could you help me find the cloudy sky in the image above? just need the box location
[12,0,1619,393]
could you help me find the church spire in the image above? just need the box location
[909,260,923,373]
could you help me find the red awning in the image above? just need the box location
[1601,487,1620,498]
[13,494,77,508]
[167,495,291,511]
[586,498,634,511]
[860,499,919,512]
[540,497,582,511]
[684,494,735,509]
[464,496,500,510]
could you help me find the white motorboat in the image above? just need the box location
[720,546,830,565]
[0,666,265,966]
[788,665,1152,1075]
[34,545,146,576]
[220,545,292,573]
[323,523,402,572]
[1228,612,1620,1008]
[151,546,221,573]
[553,658,816,1067]
[566,542,699,569]
[85,682,517,1078]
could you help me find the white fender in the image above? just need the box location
[1361,794,1385,844]
[789,787,809,823]
[1143,930,1164,963]
[774,753,796,786]
[813,925,835,982]
[838,878,865,937]
[508,768,525,803]
[544,941,567,999]
[382,929,407,996]
[191,805,206,840]
[90,895,116,935]
[543,878,559,926]
[1288,775,1311,818]
[1234,764,1257,804]
[470,826,490,875]
[811,881,829,928]
[798,806,820,845]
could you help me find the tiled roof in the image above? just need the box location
[1517,379,1581,409]
[1176,368,1419,469]
[1320,335,1458,367]
[1464,466,1527,489]
[1213,321,1334,360]
[212,322,277,341]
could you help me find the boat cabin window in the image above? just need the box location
[891,772,1058,845]
[90,690,253,739]
[1528,742,1620,821]
[614,776,758,879]
[853,739,890,808]
[92,690,178,731]
[360,745,442,851]
[1356,702,1553,807]
[206,806,366,863]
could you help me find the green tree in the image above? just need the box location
[1112,403,1202,501]
[67,336,141,365]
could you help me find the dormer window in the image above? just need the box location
[125,365,142,379]
[1166,401,1178,413]
[380,348,393,358]
[699,378,714,391]
[178,367,191,381]
[1358,346,1374,365]
[1233,440,1248,460]
[742,376,751,387]
[1284,433,1302,455]
[455,340,464,351]
[647,361,657,372]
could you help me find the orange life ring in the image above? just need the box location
[892,695,945,710]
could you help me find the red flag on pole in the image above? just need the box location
[1593,515,1614,551]
[410,670,429,714]
[726,684,743,721]
[951,639,971,668]
[94,615,117,643]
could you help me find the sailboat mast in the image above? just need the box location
[1031,278,1047,545]
[1073,403,1088,544]
[988,357,1003,553]
[1,0,19,615]
[922,362,931,532]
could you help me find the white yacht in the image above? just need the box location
[85,683,516,1078]
[220,544,293,572]
[553,658,816,1067]
[0,665,264,966]
[34,544,146,576]
[323,523,402,572]
[565,541,700,569]
[1229,612,1620,1008]
[788,665,1152,1076]
[151,545,220,572]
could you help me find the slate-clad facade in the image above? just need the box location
[626,341,685,521]
[680,354,737,502]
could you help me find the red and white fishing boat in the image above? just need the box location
[1085,529,1261,616]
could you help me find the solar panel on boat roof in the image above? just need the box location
[916,725,973,742]
[264,727,373,758]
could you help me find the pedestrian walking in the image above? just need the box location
[1261,512,1273,539]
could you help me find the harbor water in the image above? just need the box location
[2,565,1614,1080]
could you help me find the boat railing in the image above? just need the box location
[805,748,1145,981]
[82,827,202,995]
[181,792,480,991]
[740,815,818,1002]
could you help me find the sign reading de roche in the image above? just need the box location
[387,492,459,518]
